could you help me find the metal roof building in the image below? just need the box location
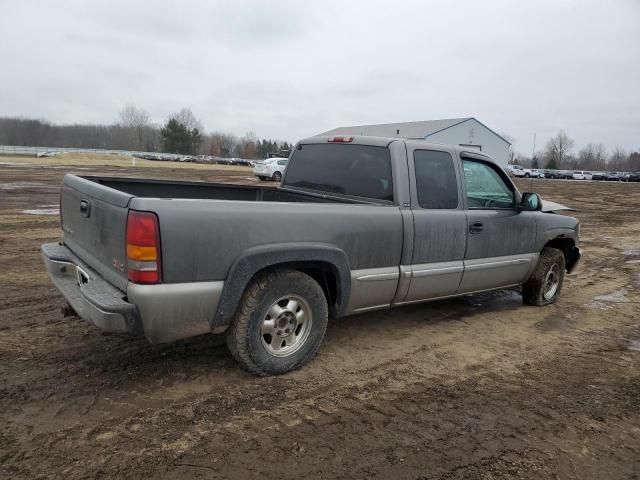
[319,117,512,166]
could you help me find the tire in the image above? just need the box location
[524,173,530,178]
[257,176,265,181]
[522,247,565,306]
[272,171,282,182]
[226,269,329,375]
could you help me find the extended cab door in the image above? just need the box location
[395,146,468,304]
[457,155,537,293]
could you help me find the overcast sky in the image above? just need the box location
[1,0,639,154]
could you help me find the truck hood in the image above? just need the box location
[541,200,575,213]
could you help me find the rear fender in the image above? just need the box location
[212,243,351,329]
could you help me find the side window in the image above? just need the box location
[462,160,515,209]
[413,150,459,209]
[278,160,287,166]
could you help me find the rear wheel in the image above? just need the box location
[524,173,530,178]
[522,247,565,306]
[226,269,328,375]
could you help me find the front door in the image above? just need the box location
[397,147,468,304]
[458,157,537,293]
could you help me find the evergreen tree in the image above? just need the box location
[160,118,191,153]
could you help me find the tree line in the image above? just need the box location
[0,104,291,159]
[515,130,640,172]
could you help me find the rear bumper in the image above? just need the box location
[42,243,141,334]
[42,242,225,343]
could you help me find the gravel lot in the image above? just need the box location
[1,160,639,479]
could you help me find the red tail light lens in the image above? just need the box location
[126,210,161,284]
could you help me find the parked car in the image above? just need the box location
[624,172,640,182]
[254,157,288,181]
[506,164,524,176]
[572,171,587,180]
[604,171,622,181]
[42,136,581,374]
[530,169,544,178]
[512,167,533,178]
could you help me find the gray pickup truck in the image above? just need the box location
[42,135,581,374]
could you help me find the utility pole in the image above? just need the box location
[532,133,536,159]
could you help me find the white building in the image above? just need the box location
[320,117,511,166]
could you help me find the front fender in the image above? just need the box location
[212,242,351,329]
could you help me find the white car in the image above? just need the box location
[512,166,533,178]
[254,157,289,181]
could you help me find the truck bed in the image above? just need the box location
[60,174,403,292]
[90,176,354,203]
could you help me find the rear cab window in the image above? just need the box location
[284,143,393,202]
[413,150,459,209]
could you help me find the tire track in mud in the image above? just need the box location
[7,289,638,480]
[159,338,640,480]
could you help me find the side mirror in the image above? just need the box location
[519,192,542,211]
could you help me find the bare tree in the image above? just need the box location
[171,108,203,133]
[543,130,575,168]
[609,147,627,170]
[119,103,151,150]
[592,143,607,170]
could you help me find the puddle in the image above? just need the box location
[588,289,628,309]
[625,260,640,264]
[21,208,59,216]
[536,314,575,332]
[622,249,640,256]
[628,340,640,352]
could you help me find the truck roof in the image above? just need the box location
[298,135,496,163]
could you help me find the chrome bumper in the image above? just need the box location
[42,243,226,344]
[41,243,140,334]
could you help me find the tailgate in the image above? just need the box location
[61,174,133,291]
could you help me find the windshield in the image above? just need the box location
[284,143,393,202]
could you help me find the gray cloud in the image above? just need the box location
[1,0,638,153]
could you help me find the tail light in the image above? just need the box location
[126,210,161,284]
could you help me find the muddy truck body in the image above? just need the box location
[42,136,581,374]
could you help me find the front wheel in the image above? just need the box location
[524,173,530,178]
[272,171,282,182]
[226,269,328,375]
[522,247,565,306]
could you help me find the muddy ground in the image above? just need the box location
[1,162,639,479]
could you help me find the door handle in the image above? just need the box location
[79,199,91,217]
[469,221,484,234]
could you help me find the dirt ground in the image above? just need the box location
[1,160,639,479]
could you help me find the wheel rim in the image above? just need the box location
[543,263,560,301]
[261,295,313,357]
[274,172,282,181]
